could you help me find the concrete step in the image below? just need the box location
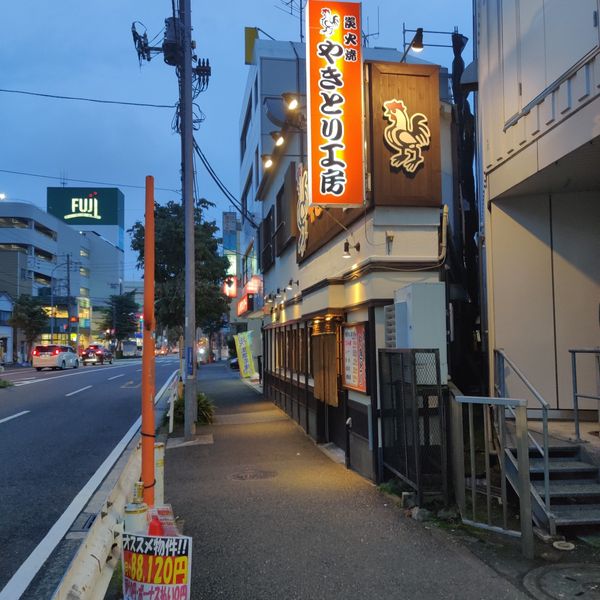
[552,504,600,526]
[533,480,600,498]
[529,459,598,476]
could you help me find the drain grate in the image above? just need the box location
[524,564,600,600]
[71,513,97,533]
[230,469,277,481]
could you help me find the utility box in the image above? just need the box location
[394,282,448,384]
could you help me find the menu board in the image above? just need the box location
[343,323,368,393]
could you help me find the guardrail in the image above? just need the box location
[495,349,551,518]
[53,370,179,600]
[570,348,600,441]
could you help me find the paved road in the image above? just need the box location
[0,357,179,592]
[167,364,528,600]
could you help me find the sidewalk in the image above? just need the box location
[165,362,527,600]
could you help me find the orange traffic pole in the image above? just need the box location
[141,175,156,507]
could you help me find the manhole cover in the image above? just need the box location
[230,469,277,481]
[524,564,600,600]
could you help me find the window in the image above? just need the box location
[80,247,89,258]
[79,266,90,277]
[240,97,252,162]
[241,171,252,224]
[254,147,259,188]
[33,272,51,285]
[260,207,274,272]
[241,242,257,287]
[33,221,57,240]
[79,287,89,297]
[33,247,54,262]
[275,162,298,256]
[253,76,258,108]
[0,310,11,326]
[0,217,28,228]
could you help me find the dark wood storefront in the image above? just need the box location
[262,314,376,480]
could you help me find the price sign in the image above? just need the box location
[123,533,192,599]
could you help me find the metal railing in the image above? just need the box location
[379,349,448,506]
[570,348,600,441]
[494,349,551,519]
[450,394,534,559]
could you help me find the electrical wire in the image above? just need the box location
[0,88,175,109]
[0,168,180,193]
[193,141,258,229]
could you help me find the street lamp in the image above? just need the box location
[401,23,461,63]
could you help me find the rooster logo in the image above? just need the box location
[320,8,340,36]
[382,99,431,174]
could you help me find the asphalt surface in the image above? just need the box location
[166,363,528,600]
[0,357,179,593]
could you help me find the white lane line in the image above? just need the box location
[0,411,30,425]
[136,368,142,372]
[8,362,147,388]
[65,385,92,397]
[0,369,178,600]
[108,374,125,381]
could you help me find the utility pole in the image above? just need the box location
[66,253,71,343]
[181,0,197,439]
[132,1,211,440]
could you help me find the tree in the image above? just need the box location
[97,291,139,347]
[8,294,48,359]
[128,200,230,334]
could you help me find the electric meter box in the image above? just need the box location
[394,282,448,384]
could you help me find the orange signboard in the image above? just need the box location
[306,0,364,207]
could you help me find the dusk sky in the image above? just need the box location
[0,1,472,279]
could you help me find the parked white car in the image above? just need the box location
[32,345,80,371]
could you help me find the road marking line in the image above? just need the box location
[108,374,125,381]
[0,410,30,425]
[65,385,92,397]
[0,370,178,600]
[10,362,145,387]
[136,368,142,372]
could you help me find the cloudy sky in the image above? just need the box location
[0,0,472,279]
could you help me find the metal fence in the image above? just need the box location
[450,394,535,559]
[378,349,448,505]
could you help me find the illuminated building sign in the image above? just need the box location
[47,187,124,227]
[223,276,237,298]
[245,275,262,295]
[237,293,254,316]
[306,0,364,207]
[65,191,101,220]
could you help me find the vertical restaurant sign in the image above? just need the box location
[342,322,367,393]
[306,0,364,207]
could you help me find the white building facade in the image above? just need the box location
[0,201,124,359]
[477,0,600,417]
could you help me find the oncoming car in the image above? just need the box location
[32,345,80,371]
[81,344,113,366]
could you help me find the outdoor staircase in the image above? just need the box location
[505,443,600,534]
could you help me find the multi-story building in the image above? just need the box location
[476,1,600,420]
[0,200,124,361]
[239,34,464,481]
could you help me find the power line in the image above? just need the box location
[0,88,175,109]
[193,141,258,229]
[0,168,180,193]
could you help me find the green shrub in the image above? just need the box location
[0,379,13,389]
[172,390,214,425]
